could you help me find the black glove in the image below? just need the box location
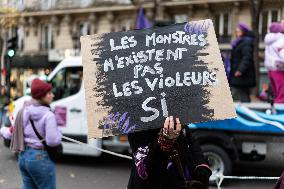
[185,180,206,189]
[192,165,212,188]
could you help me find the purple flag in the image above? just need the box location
[136,7,152,29]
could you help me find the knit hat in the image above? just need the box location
[31,79,52,100]
[238,23,250,33]
[269,22,284,33]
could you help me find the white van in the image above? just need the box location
[7,57,130,157]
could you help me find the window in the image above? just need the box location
[9,26,18,39]
[16,0,25,11]
[73,22,90,49]
[115,19,132,32]
[117,0,131,4]
[8,26,19,49]
[40,24,54,50]
[50,67,83,101]
[174,14,188,23]
[79,22,90,36]
[259,9,281,40]
[214,13,232,43]
[17,26,24,51]
[80,0,92,7]
[41,0,56,10]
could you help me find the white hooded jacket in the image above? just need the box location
[264,32,284,71]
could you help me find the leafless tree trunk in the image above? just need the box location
[249,0,263,94]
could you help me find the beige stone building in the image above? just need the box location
[0,0,284,96]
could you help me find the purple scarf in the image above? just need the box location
[231,35,254,49]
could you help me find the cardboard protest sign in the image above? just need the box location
[81,19,236,138]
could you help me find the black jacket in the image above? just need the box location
[229,36,256,88]
[127,128,211,189]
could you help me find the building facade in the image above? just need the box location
[0,0,284,97]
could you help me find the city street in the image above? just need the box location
[0,140,282,189]
[1,0,284,189]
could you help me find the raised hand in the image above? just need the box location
[162,116,182,140]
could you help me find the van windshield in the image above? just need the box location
[50,66,83,101]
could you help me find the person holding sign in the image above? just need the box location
[80,20,235,188]
[127,116,212,189]
[229,23,256,102]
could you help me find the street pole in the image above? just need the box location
[0,38,2,86]
[6,55,11,103]
[1,36,7,88]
